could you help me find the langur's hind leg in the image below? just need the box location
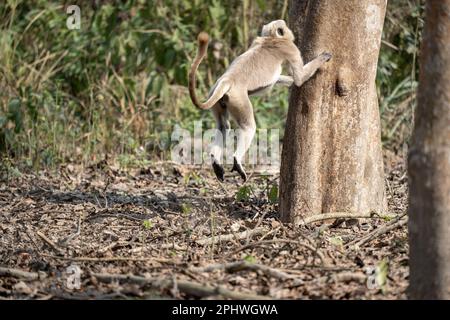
[210,99,230,181]
[227,93,256,182]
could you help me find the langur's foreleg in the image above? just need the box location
[290,52,332,87]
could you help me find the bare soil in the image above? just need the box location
[0,152,408,300]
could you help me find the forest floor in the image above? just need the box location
[0,151,409,300]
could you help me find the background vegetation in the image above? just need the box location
[0,0,424,172]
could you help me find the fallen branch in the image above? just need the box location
[333,272,367,283]
[36,231,65,255]
[0,267,47,280]
[49,289,127,300]
[346,215,408,249]
[60,214,82,245]
[298,212,397,225]
[41,253,168,263]
[159,243,187,250]
[226,239,327,265]
[317,272,367,284]
[87,212,151,222]
[91,272,269,300]
[190,261,296,280]
[195,227,265,246]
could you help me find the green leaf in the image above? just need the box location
[328,236,344,248]
[244,255,256,263]
[143,219,153,229]
[181,203,192,215]
[8,98,22,133]
[267,184,278,203]
[0,116,7,128]
[255,0,267,10]
[236,185,251,202]
[376,259,389,288]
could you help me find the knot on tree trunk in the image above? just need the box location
[336,67,352,97]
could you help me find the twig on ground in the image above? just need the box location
[49,289,127,300]
[258,226,281,242]
[0,267,47,280]
[170,274,180,298]
[36,231,65,255]
[87,211,151,222]
[159,243,187,250]
[247,212,269,244]
[40,253,170,263]
[332,272,367,283]
[346,214,408,248]
[190,261,296,280]
[298,212,397,225]
[195,227,265,246]
[91,272,270,300]
[225,239,327,265]
[316,272,367,284]
[60,213,82,245]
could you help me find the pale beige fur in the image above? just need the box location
[188,20,331,182]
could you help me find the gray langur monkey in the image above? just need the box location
[188,20,331,182]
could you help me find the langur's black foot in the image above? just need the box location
[212,161,225,182]
[231,157,247,182]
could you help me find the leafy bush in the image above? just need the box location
[0,0,423,169]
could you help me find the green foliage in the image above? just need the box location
[376,259,389,292]
[180,203,192,215]
[377,0,425,151]
[0,156,22,181]
[328,236,344,249]
[142,219,153,229]
[267,183,278,204]
[0,0,286,168]
[184,171,204,185]
[0,0,424,169]
[236,185,252,202]
[244,255,256,263]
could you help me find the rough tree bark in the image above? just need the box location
[279,0,387,224]
[408,0,450,300]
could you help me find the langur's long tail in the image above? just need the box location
[188,32,230,110]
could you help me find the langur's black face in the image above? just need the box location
[261,20,295,41]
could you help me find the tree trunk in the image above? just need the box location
[279,0,387,224]
[408,0,450,300]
